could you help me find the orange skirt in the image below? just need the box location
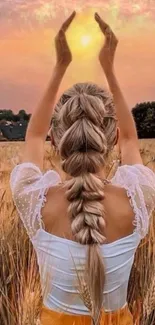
[40,304,133,325]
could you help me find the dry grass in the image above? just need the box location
[0,140,155,325]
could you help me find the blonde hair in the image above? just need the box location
[51,82,117,324]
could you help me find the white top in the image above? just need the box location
[10,163,155,314]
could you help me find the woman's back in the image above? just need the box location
[43,180,134,243]
[10,162,155,314]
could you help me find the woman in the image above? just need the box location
[10,11,155,325]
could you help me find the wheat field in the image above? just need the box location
[0,140,155,325]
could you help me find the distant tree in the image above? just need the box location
[132,101,155,138]
[0,109,14,121]
[27,113,31,122]
[17,109,27,121]
[1,102,155,141]
[16,110,31,122]
[12,114,20,122]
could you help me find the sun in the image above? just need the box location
[66,12,103,57]
[81,35,92,47]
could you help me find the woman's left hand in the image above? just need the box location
[95,13,118,74]
[55,11,76,69]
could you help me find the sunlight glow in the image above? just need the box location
[81,35,92,47]
[66,12,103,57]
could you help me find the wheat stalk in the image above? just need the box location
[0,140,155,325]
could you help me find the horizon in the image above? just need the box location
[1,98,155,114]
[0,0,155,113]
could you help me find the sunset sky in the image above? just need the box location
[0,0,155,112]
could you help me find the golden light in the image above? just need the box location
[81,35,92,47]
[66,11,103,58]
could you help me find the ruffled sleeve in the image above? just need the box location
[10,162,61,239]
[112,164,155,238]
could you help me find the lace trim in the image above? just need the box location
[112,165,152,238]
[30,171,61,236]
[125,188,140,233]
[34,187,49,231]
[125,187,148,238]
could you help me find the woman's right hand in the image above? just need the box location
[55,11,76,69]
[95,13,118,74]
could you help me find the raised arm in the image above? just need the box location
[23,12,76,170]
[95,13,142,165]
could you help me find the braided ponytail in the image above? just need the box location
[51,83,117,324]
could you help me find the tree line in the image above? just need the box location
[0,109,31,122]
[0,101,155,140]
[132,101,155,139]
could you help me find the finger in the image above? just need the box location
[61,11,76,32]
[95,13,107,26]
[59,30,70,52]
[56,30,71,57]
[94,12,106,25]
[55,31,63,52]
[95,13,109,34]
[95,13,118,44]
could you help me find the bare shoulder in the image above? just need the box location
[44,185,68,215]
[41,182,136,242]
[41,184,71,236]
[103,184,135,240]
